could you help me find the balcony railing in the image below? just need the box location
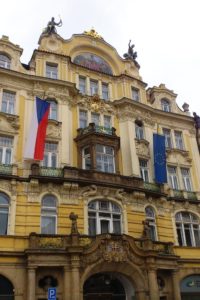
[77,123,116,136]
[143,182,161,193]
[173,189,184,198]
[186,191,197,200]
[39,167,63,177]
[0,164,13,175]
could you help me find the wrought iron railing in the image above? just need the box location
[39,167,63,177]
[0,164,12,175]
[143,182,161,192]
[173,190,183,198]
[77,123,116,136]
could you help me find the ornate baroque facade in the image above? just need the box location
[0,25,200,300]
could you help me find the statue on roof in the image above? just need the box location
[43,17,62,35]
[123,40,137,61]
[193,112,200,152]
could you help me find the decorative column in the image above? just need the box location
[172,270,181,300]
[98,80,102,98]
[135,289,147,300]
[64,265,71,300]
[27,267,36,300]
[71,255,80,300]
[148,269,159,300]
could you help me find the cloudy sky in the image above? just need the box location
[1,0,199,114]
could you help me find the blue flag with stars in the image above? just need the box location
[153,134,167,184]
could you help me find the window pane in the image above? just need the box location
[46,64,58,79]
[2,92,15,114]
[194,227,200,246]
[101,220,109,234]
[41,216,56,234]
[5,149,11,164]
[104,115,111,128]
[79,76,86,94]
[102,83,109,100]
[91,113,100,126]
[0,212,8,235]
[88,217,96,235]
[42,196,57,208]
[90,80,98,95]
[79,110,87,128]
[0,54,11,69]
[184,224,192,246]
[0,149,2,163]
[161,99,170,112]
[113,220,121,234]
[176,225,184,246]
[131,88,139,101]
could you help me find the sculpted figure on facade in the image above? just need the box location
[43,17,62,35]
[193,112,200,151]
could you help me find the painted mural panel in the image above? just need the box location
[73,53,113,75]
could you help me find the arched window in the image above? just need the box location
[46,99,58,120]
[0,54,11,69]
[175,212,200,247]
[0,192,9,235]
[145,206,157,241]
[41,195,57,234]
[88,200,122,235]
[0,275,14,299]
[161,99,171,112]
[135,120,144,140]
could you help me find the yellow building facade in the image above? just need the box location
[0,24,200,300]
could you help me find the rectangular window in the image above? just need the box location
[181,168,192,191]
[96,144,115,173]
[104,115,111,129]
[1,91,15,114]
[79,76,86,94]
[102,83,109,100]
[0,136,13,164]
[79,110,88,128]
[175,131,184,150]
[135,123,144,139]
[46,63,58,79]
[82,146,91,170]
[167,166,179,190]
[139,159,149,182]
[131,87,140,101]
[163,128,172,148]
[91,112,100,126]
[90,80,98,96]
[88,212,96,235]
[41,216,56,234]
[47,100,57,120]
[43,142,58,168]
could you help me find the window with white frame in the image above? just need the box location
[79,76,86,94]
[90,79,98,95]
[46,99,57,120]
[175,131,184,150]
[88,200,121,235]
[103,115,112,134]
[91,112,100,126]
[41,195,57,234]
[0,54,11,69]
[79,110,88,128]
[0,193,9,235]
[82,146,91,170]
[131,87,140,101]
[161,99,171,112]
[43,142,58,168]
[1,91,15,114]
[167,166,179,190]
[163,128,172,148]
[135,121,144,140]
[139,159,149,182]
[181,168,192,191]
[0,136,13,165]
[96,144,115,173]
[46,63,58,79]
[145,206,157,241]
[175,212,200,247]
[102,83,109,100]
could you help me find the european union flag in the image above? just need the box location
[153,134,167,184]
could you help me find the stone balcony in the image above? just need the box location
[0,163,18,176]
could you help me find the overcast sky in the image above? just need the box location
[1,0,199,114]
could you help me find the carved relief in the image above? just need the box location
[0,112,20,133]
[77,94,115,114]
[135,139,150,158]
[46,121,62,140]
[166,149,192,164]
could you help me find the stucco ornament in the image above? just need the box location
[84,28,103,39]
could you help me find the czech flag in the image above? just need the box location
[24,97,50,160]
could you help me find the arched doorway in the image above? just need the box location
[180,275,200,300]
[0,274,14,300]
[83,272,130,300]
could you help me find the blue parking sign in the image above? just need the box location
[48,287,56,300]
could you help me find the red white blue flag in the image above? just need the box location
[24,97,50,160]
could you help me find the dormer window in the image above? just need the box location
[161,99,171,112]
[131,87,140,101]
[0,54,11,69]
